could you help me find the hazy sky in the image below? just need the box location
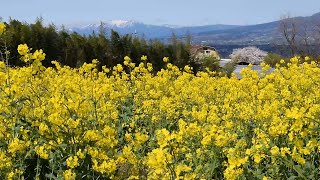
[2,0,320,26]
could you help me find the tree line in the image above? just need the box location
[0,18,192,71]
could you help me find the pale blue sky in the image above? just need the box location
[1,0,320,26]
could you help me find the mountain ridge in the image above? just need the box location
[66,12,320,45]
[66,20,242,39]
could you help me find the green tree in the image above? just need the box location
[263,53,283,67]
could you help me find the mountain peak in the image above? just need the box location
[312,12,320,16]
[311,12,320,18]
[110,20,137,27]
[162,24,182,28]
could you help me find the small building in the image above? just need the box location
[190,45,220,60]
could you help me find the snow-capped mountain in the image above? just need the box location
[65,20,240,39]
[109,20,136,28]
[62,12,320,45]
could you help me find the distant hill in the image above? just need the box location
[193,12,320,45]
[66,20,241,39]
[192,21,280,45]
[66,12,320,46]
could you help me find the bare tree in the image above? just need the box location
[279,15,298,56]
[312,18,320,55]
[298,22,308,55]
[278,14,320,57]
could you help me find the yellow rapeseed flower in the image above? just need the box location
[63,169,76,180]
[66,156,79,168]
[0,22,5,35]
[17,44,29,56]
[163,57,169,63]
[141,55,148,61]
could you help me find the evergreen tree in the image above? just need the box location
[1,19,193,71]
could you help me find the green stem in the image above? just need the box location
[36,155,41,179]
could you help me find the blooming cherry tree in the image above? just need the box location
[230,46,267,65]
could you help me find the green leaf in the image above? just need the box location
[45,173,58,179]
[287,175,298,180]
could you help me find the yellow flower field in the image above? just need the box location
[1,22,320,179]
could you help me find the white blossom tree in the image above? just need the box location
[230,46,267,65]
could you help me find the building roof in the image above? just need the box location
[190,45,217,55]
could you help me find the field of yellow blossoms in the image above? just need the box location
[1,23,320,180]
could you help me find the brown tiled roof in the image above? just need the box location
[190,45,217,55]
[190,45,203,54]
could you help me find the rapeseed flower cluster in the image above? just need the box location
[0,22,5,35]
[0,25,320,179]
